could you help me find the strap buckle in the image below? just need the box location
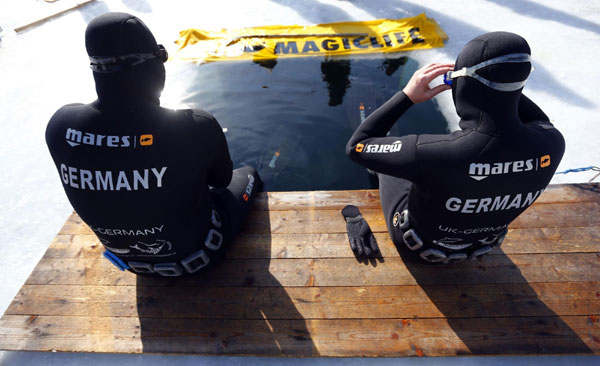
[419,248,447,263]
[181,249,211,274]
[470,245,492,260]
[443,253,468,264]
[399,209,410,230]
[403,229,423,251]
[128,261,154,274]
[211,209,222,228]
[153,262,184,277]
[494,231,507,248]
[205,229,223,251]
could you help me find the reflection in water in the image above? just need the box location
[164,55,449,191]
[321,59,351,106]
[381,56,408,76]
[253,58,278,72]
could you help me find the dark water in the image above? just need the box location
[167,55,449,191]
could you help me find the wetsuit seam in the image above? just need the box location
[415,129,473,146]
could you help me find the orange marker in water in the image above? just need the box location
[359,102,366,122]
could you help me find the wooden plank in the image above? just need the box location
[249,184,600,211]
[57,184,600,235]
[7,282,599,319]
[511,202,600,229]
[239,202,600,235]
[0,315,596,356]
[25,253,600,287]
[43,225,600,261]
[536,183,600,204]
[2,183,598,356]
[252,189,382,211]
[58,201,600,237]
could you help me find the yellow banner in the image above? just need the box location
[173,13,447,63]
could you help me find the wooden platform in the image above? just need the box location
[0,184,599,357]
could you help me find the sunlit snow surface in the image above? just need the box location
[0,0,598,364]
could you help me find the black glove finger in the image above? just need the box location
[363,241,372,257]
[349,237,358,252]
[368,233,380,254]
[356,238,364,256]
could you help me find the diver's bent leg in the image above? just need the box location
[377,173,411,244]
[211,166,263,240]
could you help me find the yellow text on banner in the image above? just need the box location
[173,13,447,63]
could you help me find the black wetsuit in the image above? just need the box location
[46,13,261,275]
[346,32,565,262]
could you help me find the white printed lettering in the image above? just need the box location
[133,170,149,190]
[107,135,119,147]
[68,166,79,188]
[476,198,492,213]
[152,167,167,187]
[60,165,167,191]
[523,189,542,206]
[446,197,461,212]
[445,190,542,214]
[64,128,151,148]
[80,169,94,190]
[490,195,510,211]
[461,199,478,214]
[469,158,541,181]
[506,194,522,210]
[116,171,132,191]
[96,171,114,191]
[60,164,68,184]
[83,133,94,145]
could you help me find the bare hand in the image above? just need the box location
[403,63,454,104]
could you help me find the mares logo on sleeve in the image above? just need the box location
[243,174,255,201]
[356,141,402,154]
[65,128,154,148]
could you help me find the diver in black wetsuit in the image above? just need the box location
[45,12,261,276]
[346,32,565,263]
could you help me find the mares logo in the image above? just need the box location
[356,140,402,154]
[65,128,153,148]
[469,155,551,181]
[243,174,255,202]
[540,154,551,168]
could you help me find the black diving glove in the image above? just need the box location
[341,205,379,257]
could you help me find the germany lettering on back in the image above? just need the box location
[60,164,167,191]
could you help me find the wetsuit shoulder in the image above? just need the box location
[176,108,233,187]
[46,103,97,145]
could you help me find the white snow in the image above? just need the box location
[0,0,598,364]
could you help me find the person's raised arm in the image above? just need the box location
[346,63,453,178]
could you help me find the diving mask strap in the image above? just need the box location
[446,53,531,92]
[89,45,168,73]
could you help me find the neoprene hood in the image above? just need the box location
[452,32,532,135]
[85,12,166,107]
